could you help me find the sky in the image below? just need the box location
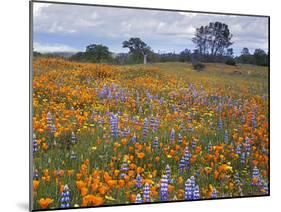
[33,2,269,56]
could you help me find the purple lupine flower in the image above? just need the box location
[130,133,137,143]
[46,111,53,129]
[240,152,245,164]
[70,151,77,160]
[136,92,140,107]
[179,121,185,132]
[241,116,246,124]
[217,118,223,130]
[160,175,169,201]
[99,85,108,98]
[123,113,129,124]
[33,170,39,180]
[184,179,193,200]
[51,124,57,134]
[252,166,262,186]
[193,185,200,199]
[183,147,191,168]
[33,134,38,153]
[120,159,128,178]
[136,174,142,189]
[146,91,152,102]
[139,106,143,113]
[122,127,130,137]
[170,128,175,145]
[97,115,104,127]
[71,132,77,144]
[234,173,240,186]
[262,146,267,154]
[178,133,182,144]
[211,188,218,198]
[179,157,185,173]
[208,142,213,153]
[172,104,178,113]
[190,176,196,189]
[143,183,151,202]
[135,194,142,203]
[142,118,149,139]
[252,114,257,128]
[60,184,70,208]
[160,97,164,105]
[245,137,251,153]
[195,170,200,177]
[110,114,119,138]
[224,130,229,144]
[150,115,155,130]
[187,114,192,123]
[185,176,199,200]
[153,116,159,132]
[191,139,196,149]
[236,144,241,155]
[165,165,171,183]
[152,136,159,150]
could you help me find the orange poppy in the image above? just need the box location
[76,180,86,190]
[137,152,145,159]
[38,198,54,209]
[107,180,117,188]
[83,195,104,206]
[33,180,39,190]
[81,187,88,196]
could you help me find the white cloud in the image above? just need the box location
[34,42,79,53]
[178,12,198,17]
[33,2,268,53]
[33,2,51,17]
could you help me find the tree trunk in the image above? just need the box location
[143,54,147,64]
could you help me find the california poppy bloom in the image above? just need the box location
[38,198,54,209]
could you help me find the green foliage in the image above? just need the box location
[253,48,268,66]
[122,37,151,64]
[70,44,113,63]
[193,62,205,71]
[225,58,236,66]
[236,48,268,66]
[192,22,233,56]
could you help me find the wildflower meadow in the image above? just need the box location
[31,58,269,210]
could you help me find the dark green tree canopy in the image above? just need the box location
[122,37,151,56]
[84,44,111,62]
[241,47,250,55]
[192,22,233,56]
[70,44,113,63]
[253,48,268,66]
[122,37,151,64]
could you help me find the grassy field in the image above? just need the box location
[32,58,269,210]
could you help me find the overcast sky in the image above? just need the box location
[33,2,268,55]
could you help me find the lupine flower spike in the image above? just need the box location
[60,184,70,208]
[135,194,142,203]
[33,133,38,153]
[170,128,175,145]
[160,175,168,201]
[143,183,151,202]
[71,132,76,144]
[136,174,142,189]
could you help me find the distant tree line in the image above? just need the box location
[34,21,269,67]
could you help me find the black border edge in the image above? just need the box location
[267,15,270,197]
[29,0,270,211]
[29,1,34,211]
